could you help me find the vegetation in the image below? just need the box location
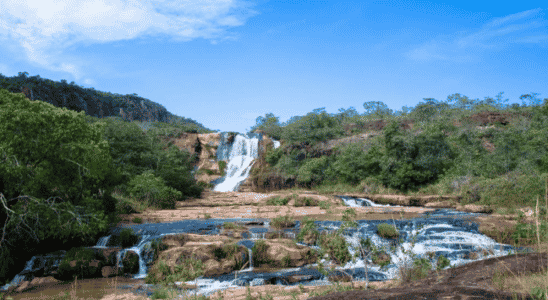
[3,72,548,299]
[376,223,399,239]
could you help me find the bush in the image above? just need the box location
[57,247,97,280]
[154,145,203,199]
[329,143,383,185]
[297,157,329,187]
[380,121,455,191]
[318,232,352,265]
[296,217,320,244]
[120,228,139,248]
[218,160,227,176]
[294,196,319,207]
[377,223,399,239]
[436,254,450,270]
[399,257,432,283]
[265,196,291,206]
[127,170,182,209]
[252,240,272,266]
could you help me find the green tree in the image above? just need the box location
[251,113,283,140]
[281,108,344,144]
[363,101,392,118]
[99,117,159,181]
[328,143,382,185]
[380,121,455,191]
[153,145,203,199]
[0,89,117,280]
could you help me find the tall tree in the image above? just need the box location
[363,101,392,118]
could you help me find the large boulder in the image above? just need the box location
[251,239,319,269]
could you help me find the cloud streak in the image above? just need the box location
[0,0,257,81]
[406,8,548,62]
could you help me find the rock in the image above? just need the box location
[307,252,548,300]
[424,201,454,208]
[91,247,123,266]
[146,233,250,281]
[101,266,122,278]
[251,239,318,269]
[14,280,30,293]
[457,204,494,213]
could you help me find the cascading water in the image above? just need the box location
[212,133,260,192]
[3,202,531,298]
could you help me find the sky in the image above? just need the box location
[0,0,547,133]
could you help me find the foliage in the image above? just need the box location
[318,231,352,265]
[296,217,320,244]
[126,170,182,209]
[265,195,291,206]
[328,143,383,185]
[119,228,139,248]
[252,240,272,266]
[380,121,455,191]
[57,247,97,280]
[265,147,284,166]
[377,223,399,239]
[399,257,433,283]
[280,108,344,144]
[153,145,202,199]
[250,113,283,140]
[436,254,451,270]
[218,160,227,176]
[296,156,330,187]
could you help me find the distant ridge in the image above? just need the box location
[0,71,212,131]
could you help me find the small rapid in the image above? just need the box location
[2,197,530,298]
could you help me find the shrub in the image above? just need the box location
[57,247,97,280]
[318,232,352,265]
[252,240,272,266]
[120,228,139,248]
[270,215,296,229]
[436,254,450,270]
[399,257,432,283]
[294,196,319,207]
[380,121,455,191]
[218,160,227,176]
[296,217,320,244]
[127,170,182,209]
[266,196,291,206]
[377,223,399,239]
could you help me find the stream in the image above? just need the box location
[1,196,531,299]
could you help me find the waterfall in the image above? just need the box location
[95,236,111,248]
[213,133,260,192]
[0,257,37,291]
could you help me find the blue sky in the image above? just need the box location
[0,1,546,133]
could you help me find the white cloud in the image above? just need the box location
[0,0,257,80]
[405,8,547,62]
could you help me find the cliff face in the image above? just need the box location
[163,133,223,184]
[1,73,208,128]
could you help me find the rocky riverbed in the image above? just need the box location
[2,190,545,300]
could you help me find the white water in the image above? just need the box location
[213,133,260,192]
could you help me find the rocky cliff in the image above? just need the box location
[1,72,209,128]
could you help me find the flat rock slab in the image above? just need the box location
[306,252,548,300]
